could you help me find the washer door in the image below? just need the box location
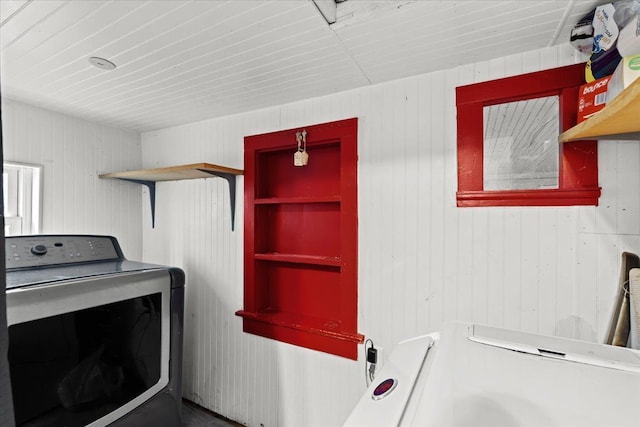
[7,270,171,427]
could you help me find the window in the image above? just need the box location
[483,95,559,190]
[237,118,363,359]
[456,63,600,207]
[3,162,42,236]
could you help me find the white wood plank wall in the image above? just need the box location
[141,43,640,427]
[1,98,143,258]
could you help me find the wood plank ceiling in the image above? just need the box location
[1,0,604,132]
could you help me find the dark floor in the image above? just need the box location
[182,400,241,427]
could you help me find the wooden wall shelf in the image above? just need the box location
[559,78,640,143]
[99,163,243,229]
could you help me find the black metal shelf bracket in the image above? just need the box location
[119,178,157,227]
[115,173,237,231]
[197,169,237,231]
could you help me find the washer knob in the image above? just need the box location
[371,378,398,400]
[30,244,47,255]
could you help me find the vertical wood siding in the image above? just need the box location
[141,43,640,427]
[1,98,142,258]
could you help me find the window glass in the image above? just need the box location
[3,162,42,236]
[9,293,162,426]
[483,96,559,190]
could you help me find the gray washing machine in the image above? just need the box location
[5,235,184,427]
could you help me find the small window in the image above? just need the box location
[456,63,600,207]
[3,162,42,236]
[483,95,559,191]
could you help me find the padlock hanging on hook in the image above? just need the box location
[293,129,309,167]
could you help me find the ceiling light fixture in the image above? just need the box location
[89,56,117,70]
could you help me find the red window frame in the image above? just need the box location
[456,63,601,207]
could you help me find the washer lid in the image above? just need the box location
[5,260,166,290]
[343,335,434,427]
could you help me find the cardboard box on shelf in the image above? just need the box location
[577,75,611,123]
[617,15,640,57]
[606,54,640,103]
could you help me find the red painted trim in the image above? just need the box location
[456,63,600,207]
[238,316,363,360]
[457,103,484,191]
[240,118,361,360]
[457,188,601,206]
[236,310,365,343]
[559,86,600,190]
[456,63,586,105]
[244,132,257,314]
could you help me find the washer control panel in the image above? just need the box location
[6,235,122,269]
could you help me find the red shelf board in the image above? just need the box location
[236,310,364,359]
[253,253,342,267]
[254,196,341,204]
